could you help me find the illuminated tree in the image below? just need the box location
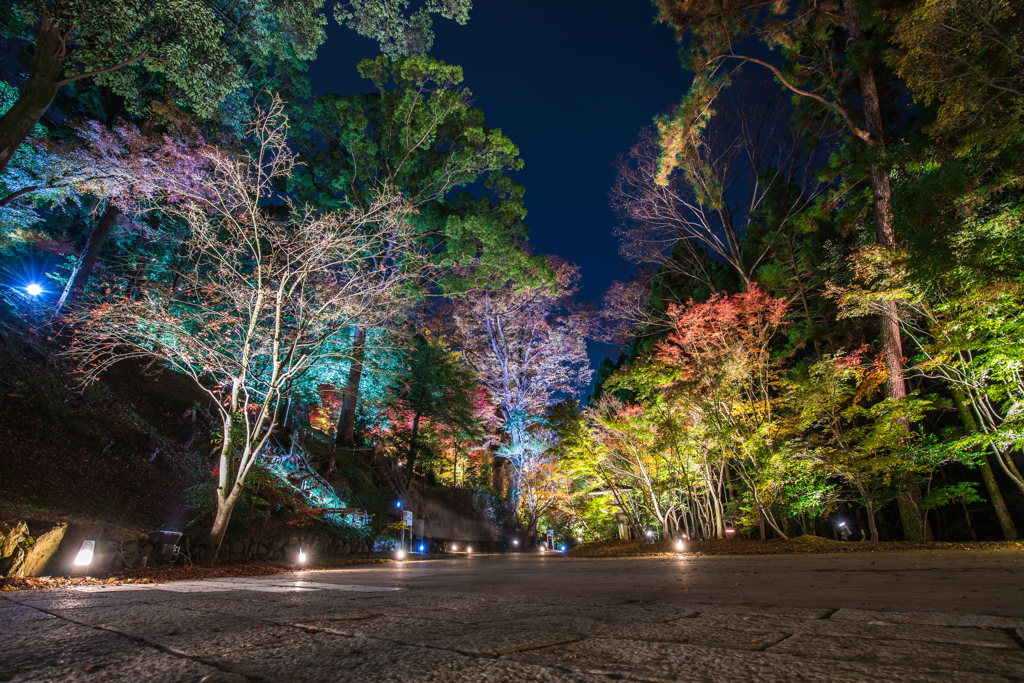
[888,0,1024,154]
[654,0,929,539]
[67,99,418,564]
[448,257,592,449]
[785,351,931,543]
[586,395,680,540]
[655,285,793,538]
[372,333,485,496]
[612,79,829,291]
[496,427,560,544]
[0,0,475,175]
[292,54,528,448]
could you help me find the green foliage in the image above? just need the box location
[887,0,1024,155]
[292,54,536,292]
[921,482,985,512]
[3,0,327,120]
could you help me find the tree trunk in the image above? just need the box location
[0,15,65,176]
[54,206,121,315]
[865,500,879,544]
[842,0,927,541]
[405,411,421,487]
[951,388,1020,540]
[334,326,366,447]
[201,487,241,566]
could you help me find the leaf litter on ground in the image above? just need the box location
[567,535,1024,558]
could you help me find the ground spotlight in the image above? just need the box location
[451,544,457,551]
[397,549,405,561]
[676,539,684,552]
[559,545,566,552]
[298,548,307,564]
[466,546,472,554]
[74,540,95,566]
[419,544,425,552]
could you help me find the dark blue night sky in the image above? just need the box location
[308,1,692,386]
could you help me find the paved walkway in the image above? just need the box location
[2,551,1023,682]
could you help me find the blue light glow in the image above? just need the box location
[26,283,42,296]
[419,544,425,552]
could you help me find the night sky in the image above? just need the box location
[308,1,692,387]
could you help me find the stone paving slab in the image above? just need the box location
[831,608,1024,629]
[687,604,836,620]
[367,601,700,626]
[491,614,790,650]
[767,633,1024,677]
[3,553,1023,682]
[505,637,1010,683]
[0,605,219,682]
[200,632,605,683]
[295,615,583,656]
[190,597,384,624]
[680,612,1020,649]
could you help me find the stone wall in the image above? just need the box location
[213,532,377,564]
[0,518,380,576]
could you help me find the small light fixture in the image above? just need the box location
[466,546,472,554]
[676,539,684,552]
[74,540,95,566]
[26,283,43,297]
[559,545,566,552]
[298,548,307,564]
[451,544,457,551]
[418,544,425,552]
[397,549,405,561]
[512,539,519,546]
[395,500,403,509]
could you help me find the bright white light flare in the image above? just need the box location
[676,539,684,552]
[26,283,42,296]
[298,549,306,563]
[74,540,95,566]
[397,550,405,560]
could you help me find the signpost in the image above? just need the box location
[403,510,413,553]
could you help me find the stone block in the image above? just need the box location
[21,524,67,577]
[768,633,1024,678]
[0,520,28,559]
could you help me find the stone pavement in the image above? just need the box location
[2,552,1023,682]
